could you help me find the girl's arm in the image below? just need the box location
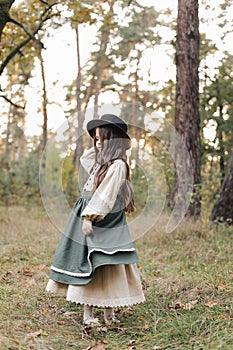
[81,159,127,222]
[80,147,96,174]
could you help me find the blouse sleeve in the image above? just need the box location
[80,147,96,174]
[81,159,127,222]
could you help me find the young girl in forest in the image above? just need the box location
[46,114,145,325]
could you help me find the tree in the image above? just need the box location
[40,52,48,152]
[200,53,233,182]
[170,0,201,217]
[67,0,98,165]
[210,150,233,224]
[0,0,15,39]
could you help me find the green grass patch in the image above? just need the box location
[0,206,232,349]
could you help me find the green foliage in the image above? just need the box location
[0,155,16,205]
[0,0,233,221]
[0,151,41,206]
[200,52,233,178]
[131,163,148,213]
[62,154,80,206]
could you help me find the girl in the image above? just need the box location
[46,114,145,325]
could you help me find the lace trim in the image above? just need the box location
[66,293,146,308]
[50,247,136,277]
[46,280,145,308]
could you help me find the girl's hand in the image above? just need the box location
[82,218,93,235]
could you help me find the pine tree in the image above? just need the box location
[170,0,201,218]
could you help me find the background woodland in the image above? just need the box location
[0,0,233,224]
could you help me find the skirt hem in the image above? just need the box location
[66,295,146,308]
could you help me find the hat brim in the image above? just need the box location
[86,119,130,140]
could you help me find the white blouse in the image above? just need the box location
[80,147,127,222]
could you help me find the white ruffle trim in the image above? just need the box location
[66,294,146,308]
[50,247,136,278]
[46,280,145,307]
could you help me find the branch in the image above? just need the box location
[9,17,44,48]
[0,4,56,75]
[0,93,25,109]
[39,0,49,5]
[0,36,31,75]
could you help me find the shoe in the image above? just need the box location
[104,308,120,325]
[83,305,100,326]
[84,316,100,326]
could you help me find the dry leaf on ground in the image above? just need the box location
[183,300,198,310]
[169,299,198,310]
[205,300,219,308]
[25,330,42,338]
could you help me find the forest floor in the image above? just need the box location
[0,205,233,350]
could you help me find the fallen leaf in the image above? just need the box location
[183,300,198,310]
[96,326,108,332]
[93,340,108,349]
[25,330,42,338]
[169,300,198,311]
[205,300,219,308]
[168,301,184,310]
[154,270,160,276]
[22,267,33,276]
[35,264,46,270]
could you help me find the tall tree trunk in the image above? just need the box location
[215,78,225,182]
[210,150,233,224]
[73,25,82,163]
[171,0,201,217]
[5,105,12,160]
[40,55,48,152]
[92,0,114,120]
[131,55,141,169]
[73,25,85,187]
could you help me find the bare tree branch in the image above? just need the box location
[0,36,30,75]
[0,4,56,75]
[9,17,44,48]
[39,0,49,5]
[0,93,25,109]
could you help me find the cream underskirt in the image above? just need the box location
[46,263,145,307]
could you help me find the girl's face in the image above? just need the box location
[95,128,102,151]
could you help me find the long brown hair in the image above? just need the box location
[93,126,135,213]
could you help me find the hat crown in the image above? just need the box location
[100,114,128,132]
[86,114,130,149]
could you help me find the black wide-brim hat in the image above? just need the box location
[86,114,131,142]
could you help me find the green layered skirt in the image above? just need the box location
[48,191,139,286]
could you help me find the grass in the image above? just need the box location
[0,205,232,350]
